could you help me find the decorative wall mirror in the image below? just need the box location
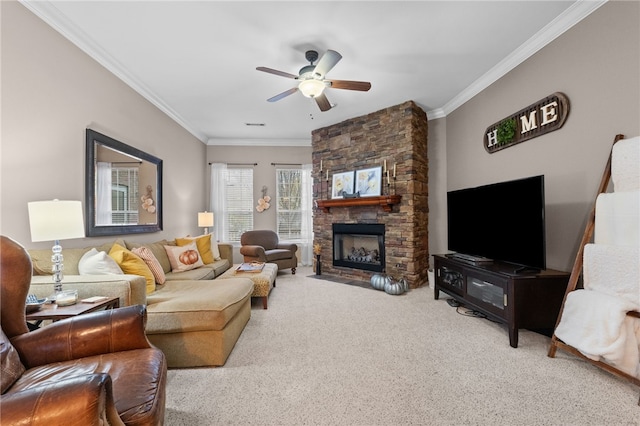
[85,129,163,236]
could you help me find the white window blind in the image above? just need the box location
[111,167,138,225]
[276,169,302,240]
[225,167,253,242]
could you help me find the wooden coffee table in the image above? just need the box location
[27,296,120,327]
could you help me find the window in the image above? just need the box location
[225,167,253,242]
[111,167,138,225]
[276,169,302,240]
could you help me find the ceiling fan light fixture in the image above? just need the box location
[298,79,325,98]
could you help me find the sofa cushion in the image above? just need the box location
[209,258,231,277]
[125,240,175,274]
[266,249,295,262]
[164,266,215,281]
[28,247,90,275]
[108,244,155,294]
[78,248,124,275]
[146,278,253,333]
[176,234,214,264]
[131,246,166,285]
[164,242,204,272]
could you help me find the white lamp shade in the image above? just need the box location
[198,211,214,228]
[28,200,85,242]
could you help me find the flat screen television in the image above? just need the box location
[447,175,546,271]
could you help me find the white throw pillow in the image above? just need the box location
[164,242,204,272]
[210,233,221,260]
[78,248,124,275]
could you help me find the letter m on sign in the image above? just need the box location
[520,111,537,134]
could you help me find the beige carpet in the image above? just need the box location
[165,267,639,425]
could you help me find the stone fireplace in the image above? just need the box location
[312,101,429,288]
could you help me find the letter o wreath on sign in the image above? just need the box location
[484,92,570,154]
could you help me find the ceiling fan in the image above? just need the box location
[256,49,371,112]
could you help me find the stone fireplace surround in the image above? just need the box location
[312,101,429,289]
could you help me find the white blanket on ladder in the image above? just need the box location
[555,290,640,378]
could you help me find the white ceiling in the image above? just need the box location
[22,1,605,146]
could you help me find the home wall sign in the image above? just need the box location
[484,92,570,153]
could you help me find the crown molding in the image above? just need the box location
[207,138,311,147]
[441,0,608,116]
[19,0,208,143]
[426,108,446,121]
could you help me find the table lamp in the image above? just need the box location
[198,211,214,235]
[28,200,85,298]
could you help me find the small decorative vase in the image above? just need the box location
[370,274,390,291]
[384,278,406,295]
[315,254,321,275]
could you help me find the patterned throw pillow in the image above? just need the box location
[176,234,214,264]
[164,242,204,272]
[108,243,156,294]
[78,248,124,275]
[132,246,166,285]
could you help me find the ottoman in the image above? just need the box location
[219,263,278,309]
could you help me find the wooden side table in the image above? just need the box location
[27,296,120,328]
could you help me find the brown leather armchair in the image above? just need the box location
[0,235,167,425]
[240,230,298,274]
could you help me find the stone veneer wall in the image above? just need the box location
[312,100,429,288]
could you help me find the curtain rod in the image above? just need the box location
[271,162,302,166]
[208,162,257,166]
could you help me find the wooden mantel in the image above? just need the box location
[316,195,402,213]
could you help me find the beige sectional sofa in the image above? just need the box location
[27,237,254,368]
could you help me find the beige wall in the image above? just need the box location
[441,0,639,271]
[427,117,447,266]
[1,1,208,249]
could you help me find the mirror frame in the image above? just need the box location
[85,129,163,237]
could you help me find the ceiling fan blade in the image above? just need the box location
[327,79,372,91]
[267,87,298,102]
[313,50,342,79]
[256,67,298,79]
[315,93,332,112]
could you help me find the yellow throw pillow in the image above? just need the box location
[164,242,204,272]
[108,243,156,294]
[176,234,214,264]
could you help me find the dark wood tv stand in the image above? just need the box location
[433,254,569,348]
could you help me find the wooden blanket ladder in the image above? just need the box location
[547,133,640,405]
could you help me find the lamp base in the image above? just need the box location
[48,240,64,301]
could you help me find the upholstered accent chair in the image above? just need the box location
[240,230,298,274]
[0,235,167,425]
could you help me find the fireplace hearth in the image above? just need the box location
[333,223,385,272]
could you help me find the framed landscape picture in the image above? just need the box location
[332,171,355,199]
[355,166,382,197]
